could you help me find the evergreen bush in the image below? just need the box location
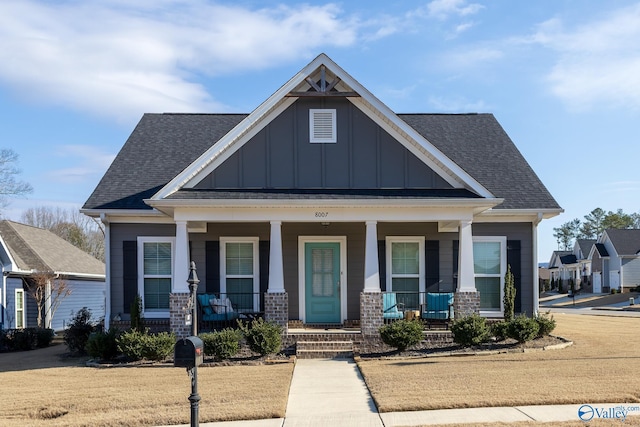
[130,294,144,333]
[64,307,97,354]
[117,329,176,362]
[491,321,510,342]
[200,328,243,361]
[35,328,54,348]
[379,320,424,352]
[507,314,540,344]
[504,264,516,321]
[450,314,490,347]
[535,312,556,337]
[87,329,121,361]
[240,319,282,356]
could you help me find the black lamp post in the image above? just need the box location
[187,261,200,427]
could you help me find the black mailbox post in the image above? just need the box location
[174,336,204,368]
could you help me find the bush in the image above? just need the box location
[200,328,243,361]
[64,308,97,354]
[507,314,540,344]
[117,329,176,362]
[11,328,38,351]
[379,320,423,352]
[535,312,556,337]
[130,294,144,333]
[35,328,55,348]
[504,265,516,321]
[240,319,282,356]
[450,314,490,347]
[491,321,510,342]
[87,329,121,361]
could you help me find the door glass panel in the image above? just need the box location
[311,248,334,297]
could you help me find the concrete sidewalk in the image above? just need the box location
[161,358,640,427]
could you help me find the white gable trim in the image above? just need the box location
[152,53,493,201]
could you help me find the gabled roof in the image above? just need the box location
[548,250,572,267]
[604,228,640,256]
[0,220,105,277]
[594,243,609,257]
[83,54,560,214]
[575,239,596,259]
[559,254,577,265]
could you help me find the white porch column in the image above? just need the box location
[173,220,190,293]
[364,220,381,292]
[268,220,285,293]
[457,220,476,292]
[101,215,111,331]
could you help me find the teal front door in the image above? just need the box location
[305,242,341,324]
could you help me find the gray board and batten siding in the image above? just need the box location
[194,98,451,191]
[110,221,534,321]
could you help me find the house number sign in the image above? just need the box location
[315,212,329,218]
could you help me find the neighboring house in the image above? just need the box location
[81,54,561,337]
[548,240,595,293]
[589,229,640,293]
[0,220,105,331]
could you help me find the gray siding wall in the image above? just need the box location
[195,98,450,190]
[53,279,105,331]
[622,257,640,287]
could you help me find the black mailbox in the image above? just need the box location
[174,336,204,368]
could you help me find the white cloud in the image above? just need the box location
[423,0,484,21]
[428,95,489,112]
[46,145,116,184]
[0,1,363,122]
[530,4,640,111]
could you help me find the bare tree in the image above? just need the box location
[0,148,33,211]
[20,206,105,262]
[24,272,72,329]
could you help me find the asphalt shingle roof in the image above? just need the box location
[83,113,560,212]
[0,220,105,276]
[605,228,640,256]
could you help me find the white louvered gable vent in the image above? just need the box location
[309,109,336,143]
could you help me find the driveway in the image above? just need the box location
[540,291,640,317]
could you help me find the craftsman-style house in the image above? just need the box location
[82,54,561,337]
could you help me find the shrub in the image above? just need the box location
[117,329,175,362]
[130,294,144,333]
[64,308,97,354]
[240,319,282,356]
[507,314,540,344]
[35,328,54,348]
[11,328,38,351]
[535,312,556,337]
[379,320,423,352]
[504,264,516,321]
[491,321,510,342]
[200,328,243,361]
[450,314,490,347]
[87,329,121,361]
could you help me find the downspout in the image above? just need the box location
[532,213,543,315]
[101,213,111,332]
[45,277,53,328]
[1,269,6,330]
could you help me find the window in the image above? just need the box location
[473,237,506,313]
[138,237,175,316]
[220,238,260,311]
[309,109,336,143]
[386,237,425,310]
[15,289,25,329]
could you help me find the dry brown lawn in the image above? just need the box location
[358,313,640,413]
[0,344,293,427]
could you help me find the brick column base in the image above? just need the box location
[454,291,480,318]
[264,292,288,334]
[170,292,191,338]
[360,292,383,337]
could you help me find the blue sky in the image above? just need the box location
[1,0,639,264]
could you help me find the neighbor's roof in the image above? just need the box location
[83,113,560,212]
[0,220,105,276]
[594,243,609,257]
[576,239,596,259]
[605,228,640,256]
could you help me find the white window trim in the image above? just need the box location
[473,236,507,316]
[385,237,426,304]
[220,237,260,312]
[137,236,175,318]
[15,288,25,329]
[309,109,337,143]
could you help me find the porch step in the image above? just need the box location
[296,340,354,359]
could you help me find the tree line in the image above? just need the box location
[553,208,640,251]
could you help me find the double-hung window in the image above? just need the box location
[220,238,260,312]
[15,288,25,329]
[473,236,506,314]
[386,237,425,311]
[138,237,175,317]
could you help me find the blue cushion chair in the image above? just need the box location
[383,292,405,320]
[421,292,454,327]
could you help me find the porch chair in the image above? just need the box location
[196,293,239,330]
[383,292,405,321]
[421,292,454,328]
